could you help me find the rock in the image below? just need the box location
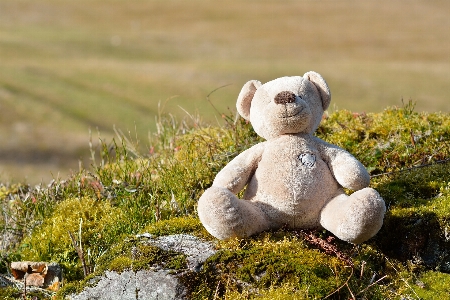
[25,273,45,287]
[10,261,62,289]
[10,261,47,279]
[69,234,217,300]
[45,262,63,288]
[0,274,15,287]
[70,270,187,300]
[145,233,217,271]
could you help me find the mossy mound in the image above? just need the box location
[0,286,54,300]
[182,232,380,299]
[1,105,449,299]
[20,196,127,281]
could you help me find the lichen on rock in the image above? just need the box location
[63,234,216,300]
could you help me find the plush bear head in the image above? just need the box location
[236,71,331,139]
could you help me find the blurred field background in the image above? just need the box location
[0,0,449,184]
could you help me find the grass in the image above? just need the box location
[0,102,449,299]
[1,0,450,183]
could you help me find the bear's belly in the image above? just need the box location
[244,150,339,228]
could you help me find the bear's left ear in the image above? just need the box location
[236,80,262,120]
[304,71,331,110]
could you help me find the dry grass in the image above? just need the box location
[0,0,449,183]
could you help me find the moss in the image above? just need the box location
[374,163,450,209]
[0,286,54,300]
[55,281,83,300]
[140,216,210,239]
[317,107,450,175]
[180,231,390,299]
[224,282,311,299]
[0,286,22,300]
[108,256,133,273]
[131,243,187,272]
[412,271,450,299]
[94,237,188,275]
[372,163,450,272]
[20,196,125,281]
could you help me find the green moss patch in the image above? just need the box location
[372,162,450,272]
[412,271,450,299]
[139,216,210,239]
[180,231,391,299]
[20,196,126,281]
[318,104,450,175]
[96,239,188,274]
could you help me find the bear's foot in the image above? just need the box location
[197,186,270,240]
[320,188,386,244]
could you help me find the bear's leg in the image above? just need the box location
[197,186,271,240]
[319,188,386,244]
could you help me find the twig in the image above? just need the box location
[371,158,450,178]
[385,258,420,299]
[356,275,387,296]
[206,84,234,125]
[346,282,356,300]
[68,223,89,277]
[23,264,32,300]
[297,230,354,267]
[324,267,354,299]
[213,281,221,300]
[23,273,27,299]
[360,260,366,279]
[409,129,416,148]
[79,218,83,264]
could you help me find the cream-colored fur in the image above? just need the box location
[198,71,386,244]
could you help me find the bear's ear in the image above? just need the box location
[304,71,331,110]
[236,80,262,120]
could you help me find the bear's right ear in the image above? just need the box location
[236,80,262,120]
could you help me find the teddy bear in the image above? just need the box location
[197,71,386,244]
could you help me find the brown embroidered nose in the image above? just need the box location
[274,91,296,104]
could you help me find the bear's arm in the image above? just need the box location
[212,142,265,194]
[315,138,370,190]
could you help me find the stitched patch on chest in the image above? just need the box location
[298,153,316,168]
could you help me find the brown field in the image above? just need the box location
[0,0,449,184]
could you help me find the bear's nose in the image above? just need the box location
[274,91,296,104]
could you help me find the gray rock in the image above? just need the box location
[70,270,186,300]
[45,262,63,287]
[144,233,217,271]
[69,269,187,300]
[69,234,216,300]
[0,274,15,288]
